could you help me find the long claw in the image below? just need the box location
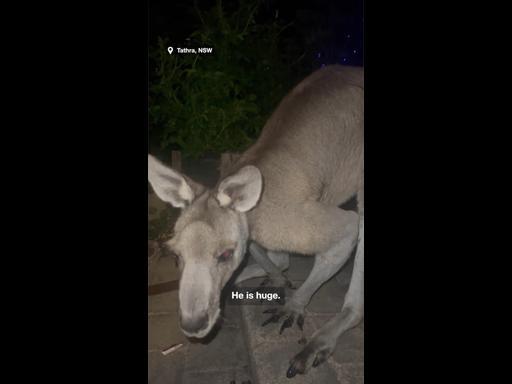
[313,354,327,368]
[313,350,328,368]
[261,313,282,326]
[279,314,295,334]
[286,365,298,378]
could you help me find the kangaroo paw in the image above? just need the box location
[261,305,304,334]
[286,337,336,378]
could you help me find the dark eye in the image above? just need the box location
[218,249,234,263]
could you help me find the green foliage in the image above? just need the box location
[149,0,297,157]
[148,209,174,241]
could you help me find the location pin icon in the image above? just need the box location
[167,47,173,55]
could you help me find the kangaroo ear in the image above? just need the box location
[148,154,203,208]
[216,165,262,212]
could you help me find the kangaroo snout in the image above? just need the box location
[179,311,209,335]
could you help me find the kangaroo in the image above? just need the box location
[148,65,364,377]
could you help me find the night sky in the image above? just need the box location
[149,0,364,68]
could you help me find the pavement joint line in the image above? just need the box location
[252,339,303,347]
[237,304,260,384]
[148,311,174,316]
[183,367,250,374]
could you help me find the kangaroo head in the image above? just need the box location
[148,154,262,338]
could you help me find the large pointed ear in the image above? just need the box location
[148,154,203,208]
[216,165,262,212]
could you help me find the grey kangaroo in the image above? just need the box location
[148,65,364,378]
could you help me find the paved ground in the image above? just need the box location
[238,257,363,384]
[148,156,363,384]
[148,252,254,384]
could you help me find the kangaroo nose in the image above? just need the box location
[180,312,209,335]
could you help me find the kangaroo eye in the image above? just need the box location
[218,249,234,262]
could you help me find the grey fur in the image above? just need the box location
[148,65,364,374]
